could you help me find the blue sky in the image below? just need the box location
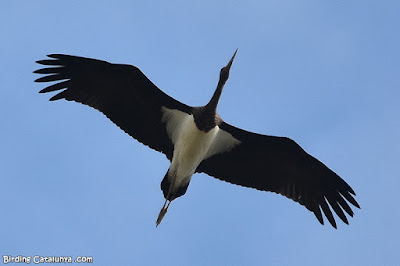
[1,1,399,265]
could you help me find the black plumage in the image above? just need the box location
[35,53,359,228]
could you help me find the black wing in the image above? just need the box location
[197,121,359,228]
[34,54,192,160]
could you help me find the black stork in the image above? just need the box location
[34,50,359,228]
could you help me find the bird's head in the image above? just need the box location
[219,49,237,85]
[205,49,238,111]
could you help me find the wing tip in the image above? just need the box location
[47,54,63,59]
[34,76,47,82]
[313,206,324,225]
[49,92,65,101]
[36,59,61,66]
[35,54,67,66]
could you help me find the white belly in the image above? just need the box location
[170,114,219,181]
[161,107,241,195]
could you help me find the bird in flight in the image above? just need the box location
[34,50,359,228]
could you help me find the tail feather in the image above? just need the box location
[161,171,190,201]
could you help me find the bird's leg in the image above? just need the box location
[156,174,177,227]
[156,183,175,227]
[156,199,172,227]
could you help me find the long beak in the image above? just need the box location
[226,49,238,70]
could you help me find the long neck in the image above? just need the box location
[206,80,225,111]
[192,81,224,132]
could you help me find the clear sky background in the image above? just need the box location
[1,1,399,265]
